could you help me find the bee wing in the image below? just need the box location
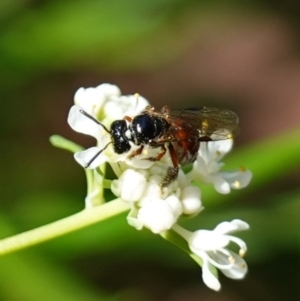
[168,107,240,140]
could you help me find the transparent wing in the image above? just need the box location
[167,107,239,140]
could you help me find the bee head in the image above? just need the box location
[110,120,131,154]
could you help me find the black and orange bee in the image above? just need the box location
[80,105,239,187]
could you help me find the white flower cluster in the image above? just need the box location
[68,83,252,291]
[111,165,202,234]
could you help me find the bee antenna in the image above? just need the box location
[79,109,110,133]
[85,142,112,168]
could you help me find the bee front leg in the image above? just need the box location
[143,145,167,162]
[128,145,144,159]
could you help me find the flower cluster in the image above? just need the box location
[68,83,252,291]
[112,165,203,234]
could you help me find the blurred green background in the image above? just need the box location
[0,0,300,300]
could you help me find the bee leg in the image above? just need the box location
[123,116,132,122]
[160,143,179,188]
[128,145,144,159]
[143,145,167,161]
[161,166,179,188]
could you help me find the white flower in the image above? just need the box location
[188,140,252,194]
[173,219,249,291]
[111,164,203,234]
[137,199,177,234]
[68,84,150,170]
[67,83,252,291]
[111,169,148,202]
[180,186,202,215]
[74,83,149,124]
[68,105,112,168]
[102,94,149,125]
[74,83,121,117]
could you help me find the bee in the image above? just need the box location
[80,105,239,187]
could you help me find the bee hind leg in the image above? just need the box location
[160,143,179,188]
[160,166,179,188]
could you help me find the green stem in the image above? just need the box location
[110,162,122,178]
[85,169,105,206]
[0,198,130,256]
[172,223,192,239]
[103,179,112,189]
[161,226,204,267]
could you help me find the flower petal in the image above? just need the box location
[187,157,208,181]
[138,181,161,203]
[207,139,233,157]
[111,179,121,197]
[74,147,108,169]
[103,94,148,121]
[214,219,249,234]
[231,219,250,230]
[181,186,202,215]
[74,84,121,115]
[165,195,182,219]
[68,105,104,140]
[216,251,248,279]
[228,236,248,253]
[220,169,252,190]
[137,200,176,233]
[213,175,231,194]
[189,230,231,251]
[122,95,149,116]
[96,83,121,98]
[118,169,147,202]
[201,255,221,291]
